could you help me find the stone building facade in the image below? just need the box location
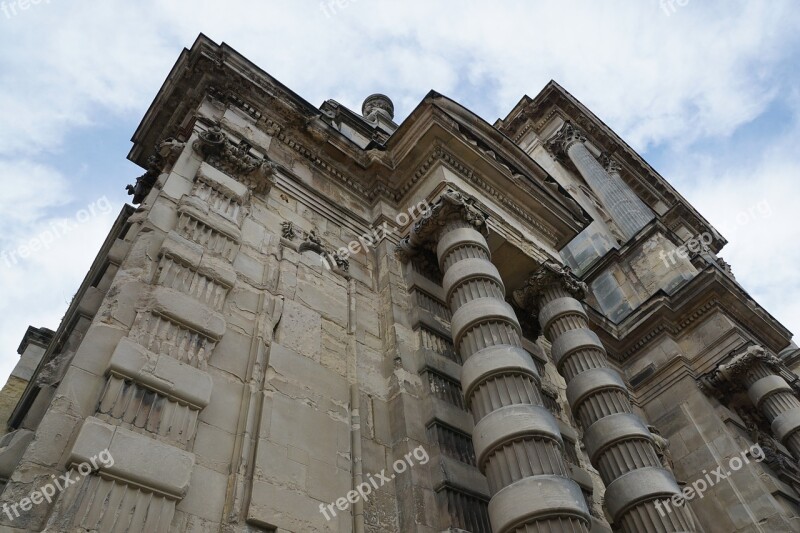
[1,34,799,532]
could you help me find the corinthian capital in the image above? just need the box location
[546,122,586,158]
[717,345,781,382]
[395,189,488,262]
[512,260,588,312]
[599,154,622,176]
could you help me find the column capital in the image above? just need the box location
[396,189,488,262]
[718,345,781,381]
[513,260,588,312]
[599,153,622,176]
[700,345,782,393]
[546,121,587,159]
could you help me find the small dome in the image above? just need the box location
[362,94,394,121]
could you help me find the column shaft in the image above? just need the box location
[437,220,590,533]
[519,265,695,533]
[565,142,653,240]
[740,359,800,459]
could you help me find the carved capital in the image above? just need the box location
[512,260,588,313]
[599,154,622,176]
[700,345,783,396]
[546,122,586,159]
[718,345,781,382]
[395,189,488,262]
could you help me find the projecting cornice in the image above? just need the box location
[129,35,592,250]
[495,81,727,253]
[586,266,793,362]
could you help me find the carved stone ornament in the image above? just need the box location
[545,121,587,160]
[126,137,185,204]
[281,221,297,240]
[125,157,161,204]
[513,259,588,313]
[700,345,784,394]
[395,189,488,262]
[647,425,675,472]
[718,345,782,382]
[193,124,278,194]
[599,153,622,176]
[157,137,186,166]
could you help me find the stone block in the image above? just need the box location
[151,286,226,339]
[276,300,321,361]
[198,370,244,435]
[108,337,214,408]
[175,463,228,522]
[69,416,195,498]
[196,161,249,202]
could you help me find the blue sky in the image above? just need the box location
[1,0,799,383]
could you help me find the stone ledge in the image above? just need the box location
[69,416,195,499]
[427,398,473,435]
[432,455,490,498]
[196,161,249,203]
[178,197,242,243]
[151,286,226,340]
[108,337,213,409]
[415,348,462,382]
[160,231,237,288]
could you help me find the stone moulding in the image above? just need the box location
[69,416,195,499]
[107,337,213,409]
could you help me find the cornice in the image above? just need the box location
[588,267,792,362]
[497,83,725,250]
[130,36,591,256]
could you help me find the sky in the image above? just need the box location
[0,0,799,384]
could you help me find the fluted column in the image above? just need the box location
[399,191,591,533]
[547,123,653,240]
[515,261,695,533]
[716,346,800,459]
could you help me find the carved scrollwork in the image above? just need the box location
[193,124,278,194]
[718,345,782,382]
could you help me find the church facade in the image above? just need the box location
[0,34,799,532]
